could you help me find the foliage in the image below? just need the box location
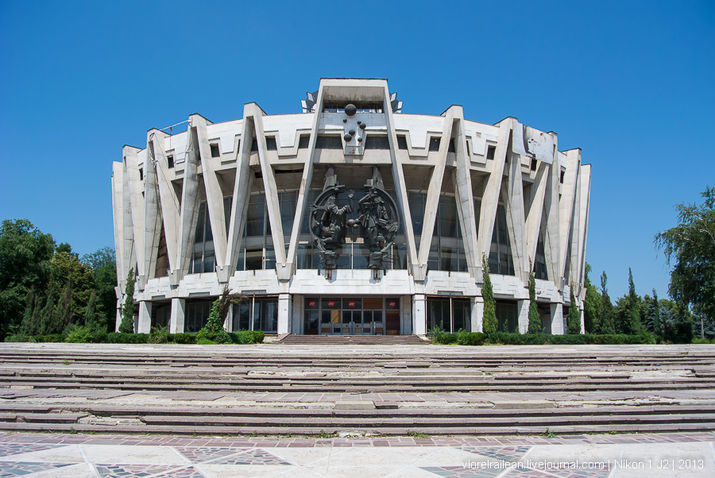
[566,288,581,334]
[613,268,643,335]
[655,187,715,322]
[597,272,616,334]
[148,326,170,344]
[481,254,497,334]
[527,269,541,334]
[64,325,94,343]
[49,248,95,324]
[431,331,656,346]
[81,247,116,333]
[0,219,55,340]
[119,268,135,333]
[230,330,264,344]
[583,264,602,333]
[196,288,238,344]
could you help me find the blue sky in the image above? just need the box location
[1,0,713,299]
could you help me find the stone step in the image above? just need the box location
[0,420,712,436]
[2,403,711,418]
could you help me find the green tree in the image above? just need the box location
[616,268,642,335]
[118,268,135,333]
[598,271,616,334]
[197,288,234,344]
[482,254,497,334]
[583,264,602,333]
[82,248,116,332]
[527,269,541,333]
[83,291,104,333]
[50,250,95,324]
[655,187,715,323]
[643,289,663,338]
[567,287,581,334]
[0,219,55,339]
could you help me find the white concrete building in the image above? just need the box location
[111,78,591,336]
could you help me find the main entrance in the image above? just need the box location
[304,297,401,335]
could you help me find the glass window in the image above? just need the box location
[495,300,518,333]
[489,204,515,275]
[186,299,212,332]
[190,202,217,274]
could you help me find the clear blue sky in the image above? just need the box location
[1,1,713,299]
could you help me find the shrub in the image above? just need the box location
[4,333,31,342]
[169,333,196,344]
[106,332,148,344]
[32,334,65,343]
[197,338,216,345]
[196,298,232,344]
[456,330,486,346]
[64,325,93,343]
[148,327,170,344]
[231,330,264,344]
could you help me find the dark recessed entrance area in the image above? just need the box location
[304,297,400,335]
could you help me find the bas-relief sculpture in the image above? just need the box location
[310,166,400,275]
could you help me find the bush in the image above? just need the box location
[4,333,31,342]
[196,299,232,344]
[664,317,693,344]
[148,327,170,344]
[231,330,264,344]
[456,330,486,345]
[169,333,196,344]
[693,337,715,344]
[431,331,659,346]
[31,334,65,343]
[64,325,93,343]
[106,332,148,344]
[197,338,216,345]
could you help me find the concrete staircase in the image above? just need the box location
[0,343,713,436]
[278,334,428,345]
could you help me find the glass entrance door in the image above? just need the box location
[304,297,399,335]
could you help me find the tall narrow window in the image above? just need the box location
[488,204,515,275]
[429,137,441,151]
[210,143,220,158]
[486,145,496,160]
[167,155,174,168]
[190,202,215,274]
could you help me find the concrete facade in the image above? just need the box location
[111,78,591,335]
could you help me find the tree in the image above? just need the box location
[0,219,54,339]
[655,187,715,324]
[527,269,541,333]
[643,289,663,339]
[119,268,135,333]
[598,272,616,334]
[83,291,104,333]
[567,287,581,334]
[616,268,642,335]
[82,248,116,332]
[50,250,95,324]
[197,287,236,344]
[583,264,602,333]
[482,254,497,334]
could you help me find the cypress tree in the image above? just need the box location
[84,290,103,333]
[52,281,73,334]
[599,272,616,334]
[119,268,135,333]
[38,280,59,335]
[527,269,541,333]
[19,288,40,336]
[482,254,497,334]
[567,287,581,334]
[622,268,642,335]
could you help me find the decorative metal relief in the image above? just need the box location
[310,167,400,275]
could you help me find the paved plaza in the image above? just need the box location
[0,431,714,477]
[1,343,714,476]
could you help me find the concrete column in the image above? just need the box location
[138,301,151,334]
[277,293,291,334]
[224,304,233,332]
[413,294,427,335]
[550,303,564,335]
[470,297,483,333]
[517,300,529,334]
[580,307,585,334]
[115,300,122,332]
[169,298,185,334]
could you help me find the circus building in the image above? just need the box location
[111,78,591,337]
